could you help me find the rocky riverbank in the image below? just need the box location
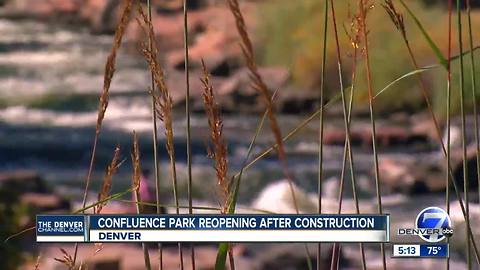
[0,0,322,115]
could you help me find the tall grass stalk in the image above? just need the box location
[398,0,447,69]
[182,0,196,268]
[201,61,235,269]
[397,1,480,262]
[137,7,184,269]
[358,0,386,268]
[317,0,328,269]
[330,7,362,270]
[74,0,133,264]
[145,0,163,268]
[455,0,471,267]
[466,0,480,205]
[382,0,444,147]
[329,1,366,269]
[217,92,276,270]
[446,1,453,268]
[225,0,300,212]
[132,132,152,270]
[224,0,313,268]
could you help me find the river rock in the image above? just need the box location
[0,170,48,194]
[0,170,71,212]
[80,0,121,34]
[20,192,70,212]
[153,0,214,12]
[4,0,81,19]
[251,180,317,213]
[278,89,318,114]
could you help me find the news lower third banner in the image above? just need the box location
[36,214,390,243]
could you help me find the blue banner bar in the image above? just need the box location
[89,214,389,230]
[419,244,449,258]
[37,214,390,243]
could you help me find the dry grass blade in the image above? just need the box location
[225,0,300,214]
[95,145,121,214]
[131,131,152,270]
[201,61,235,269]
[132,132,141,192]
[54,248,76,270]
[76,0,134,264]
[137,7,184,269]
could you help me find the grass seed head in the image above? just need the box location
[382,0,407,40]
[95,145,121,214]
[96,0,134,135]
[201,60,229,211]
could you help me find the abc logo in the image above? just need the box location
[415,207,452,243]
[442,227,454,238]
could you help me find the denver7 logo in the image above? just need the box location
[415,207,452,243]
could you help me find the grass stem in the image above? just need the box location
[183,0,195,268]
[74,0,133,264]
[330,1,366,269]
[466,0,480,211]
[145,1,163,268]
[455,0,471,268]
[132,132,152,270]
[317,0,328,268]
[358,0,386,268]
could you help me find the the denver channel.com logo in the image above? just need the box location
[398,206,454,243]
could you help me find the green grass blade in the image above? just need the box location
[216,92,274,270]
[399,0,448,69]
[215,243,230,270]
[374,67,433,99]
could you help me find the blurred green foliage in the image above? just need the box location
[0,189,25,270]
[256,0,480,118]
